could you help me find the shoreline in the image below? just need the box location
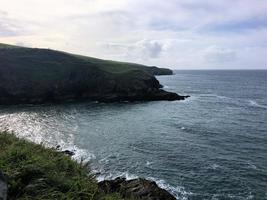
[0,132,177,200]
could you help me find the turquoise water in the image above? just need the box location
[0,70,266,199]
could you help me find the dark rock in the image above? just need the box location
[98,177,176,200]
[62,150,75,156]
[0,172,7,200]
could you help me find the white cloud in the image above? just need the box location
[0,0,266,69]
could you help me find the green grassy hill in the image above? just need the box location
[0,43,172,76]
[0,43,186,104]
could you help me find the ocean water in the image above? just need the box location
[0,70,267,200]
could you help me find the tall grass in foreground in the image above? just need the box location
[0,132,125,200]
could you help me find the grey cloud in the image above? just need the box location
[179,1,224,12]
[206,16,267,33]
[204,47,237,63]
[139,40,163,58]
[0,10,25,37]
[148,18,188,31]
[0,10,8,16]
[0,23,18,37]
[103,40,163,59]
[66,10,136,29]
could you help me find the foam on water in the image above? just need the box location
[96,170,192,200]
[248,100,267,109]
[147,177,192,200]
[209,164,221,170]
[96,171,139,182]
[0,111,96,163]
[146,161,153,166]
[247,162,257,170]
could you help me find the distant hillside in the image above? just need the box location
[0,43,187,104]
[0,43,173,76]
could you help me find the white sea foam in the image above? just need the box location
[247,162,257,170]
[181,127,186,130]
[0,113,96,164]
[96,171,138,182]
[95,170,192,200]
[146,161,153,166]
[200,94,227,98]
[147,177,192,200]
[171,96,196,104]
[248,100,267,109]
[163,85,170,89]
[246,194,254,200]
[210,164,221,170]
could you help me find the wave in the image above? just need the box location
[60,144,95,162]
[248,100,267,109]
[199,94,230,100]
[95,170,192,200]
[0,114,96,164]
[96,171,138,182]
[247,162,257,170]
[208,163,222,170]
[146,161,153,166]
[198,94,267,110]
[147,177,192,200]
[171,96,197,104]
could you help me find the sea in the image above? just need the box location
[0,70,266,200]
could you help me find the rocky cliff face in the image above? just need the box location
[0,44,188,104]
[98,177,176,200]
[0,172,7,200]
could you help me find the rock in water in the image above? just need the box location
[62,150,75,156]
[0,172,7,200]
[98,177,176,200]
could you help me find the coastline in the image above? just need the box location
[0,43,189,105]
[0,132,177,200]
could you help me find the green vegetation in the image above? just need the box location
[0,132,128,200]
[0,43,20,49]
[0,43,182,104]
[0,43,172,76]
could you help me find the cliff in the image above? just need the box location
[0,43,188,104]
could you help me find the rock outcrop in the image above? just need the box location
[98,177,176,200]
[0,172,7,200]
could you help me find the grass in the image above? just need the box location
[0,132,127,200]
[0,42,172,78]
[0,43,20,49]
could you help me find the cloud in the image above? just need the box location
[0,0,266,69]
[206,16,267,33]
[0,11,21,36]
[102,39,163,61]
[203,46,237,63]
[135,40,163,58]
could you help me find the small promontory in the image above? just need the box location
[0,43,188,104]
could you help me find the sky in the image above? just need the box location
[0,0,267,69]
